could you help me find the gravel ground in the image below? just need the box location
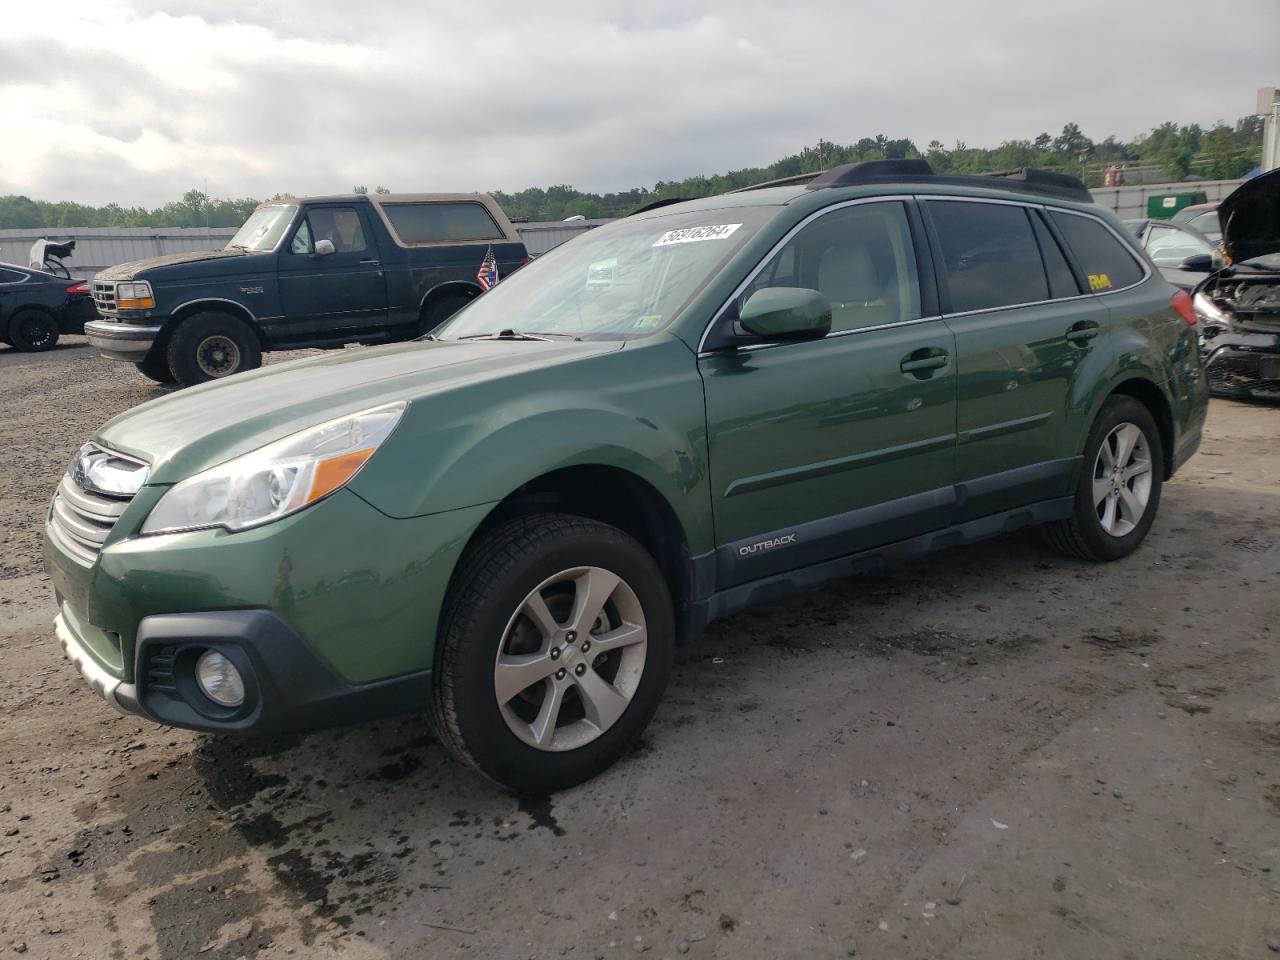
[1,340,1278,960]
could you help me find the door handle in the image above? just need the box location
[1065,323,1099,344]
[360,258,380,266]
[900,352,949,374]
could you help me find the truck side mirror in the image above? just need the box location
[313,239,336,257]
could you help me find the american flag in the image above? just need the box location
[477,245,499,291]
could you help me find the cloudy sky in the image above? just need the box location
[2,0,1276,207]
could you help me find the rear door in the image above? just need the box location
[277,203,388,337]
[699,199,958,587]
[924,198,1107,519]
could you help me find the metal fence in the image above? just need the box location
[1088,179,1242,221]
[0,220,606,277]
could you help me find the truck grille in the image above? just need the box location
[92,281,117,314]
[48,446,148,564]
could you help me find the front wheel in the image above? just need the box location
[166,312,261,387]
[430,514,673,793]
[1042,396,1163,561]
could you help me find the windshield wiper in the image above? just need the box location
[456,329,576,342]
[228,243,249,250]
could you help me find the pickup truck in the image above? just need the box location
[85,193,528,385]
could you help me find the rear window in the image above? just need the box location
[1031,212,1081,298]
[928,201,1048,312]
[0,268,27,284]
[1049,211,1145,293]
[381,202,505,244]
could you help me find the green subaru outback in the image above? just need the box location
[45,161,1207,792]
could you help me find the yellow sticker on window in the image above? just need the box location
[1088,273,1112,291]
[634,315,662,329]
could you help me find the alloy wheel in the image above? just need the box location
[493,566,648,752]
[1093,422,1153,537]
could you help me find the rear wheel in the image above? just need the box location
[166,312,261,387]
[418,292,473,336]
[8,310,59,352]
[1042,396,1163,561]
[431,514,673,792]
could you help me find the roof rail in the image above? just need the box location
[805,159,935,190]
[727,172,823,193]
[975,167,1091,202]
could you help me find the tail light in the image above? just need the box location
[521,257,530,267]
[66,281,90,295]
[1170,290,1196,326]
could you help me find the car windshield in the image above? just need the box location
[436,207,775,341]
[227,204,298,252]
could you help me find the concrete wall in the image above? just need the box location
[1089,179,1241,221]
[0,220,604,276]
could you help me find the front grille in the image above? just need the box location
[48,446,147,564]
[92,281,117,314]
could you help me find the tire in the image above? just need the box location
[166,312,261,387]
[418,293,473,336]
[8,309,59,352]
[430,513,674,793]
[134,346,177,384]
[1042,396,1164,561]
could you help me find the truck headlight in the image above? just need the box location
[141,402,407,535]
[116,281,155,309]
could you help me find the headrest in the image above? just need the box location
[817,245,880,303]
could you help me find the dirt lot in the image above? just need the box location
[1,339,1277,960]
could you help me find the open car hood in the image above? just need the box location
[1220,167,1280,264]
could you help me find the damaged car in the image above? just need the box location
[1193,168,1280,400]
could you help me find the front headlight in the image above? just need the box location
[116,281,155,309]
[141,402,407,535]
[1191,290,1230,326]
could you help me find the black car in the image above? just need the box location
[0,262,95,352]
[1191,168,1280,400]
[1125,218,1221,291]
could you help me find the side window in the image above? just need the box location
[1144,225,1213,268]
[742,201,921,334]
[381,202,505,244]
[306,207,367,253]
[928,201,1048,312]
[1031,212,1081,298]
[0,268,27,284]
[1049,211,1145,292]
[1188,211,1220,235]
[290,218,312,255]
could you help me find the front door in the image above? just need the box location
[699,199,958,588]
[277,204,388,337]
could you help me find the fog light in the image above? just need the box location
[195,650,245,707]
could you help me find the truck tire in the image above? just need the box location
[1042,396,1163,562]
[431,513,674,793]
[419,292,473,336]
[8,309,60,352]
[166,312,261,387]
[134,346,177,385]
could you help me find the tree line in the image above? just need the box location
[0,117,1264,230]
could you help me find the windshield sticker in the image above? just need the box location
[652,224,742,247]
[586,258,617,287]
[634,314,662,329]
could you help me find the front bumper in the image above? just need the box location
[85,319,164,360]
[1202,341,1280,401]
[55,602,431,734]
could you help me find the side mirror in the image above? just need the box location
[738,287,831,341]
[313,239,336,257]
[1179,253,1213,272]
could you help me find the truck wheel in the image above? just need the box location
[8,310,60,352]
[134,346,177,384]
[1042,396,1163,562]
[431,513,673,793]
[166,312,261,387]
[419,293,473,336]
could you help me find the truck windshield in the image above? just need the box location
[436,207,775,341]
[227,205,298,252]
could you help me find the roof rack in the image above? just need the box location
[728,172,823,193]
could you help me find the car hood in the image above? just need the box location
[94,249,252,281]
[98,338,623,484]
[1220,167,1280,264]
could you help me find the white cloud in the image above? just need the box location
[2,0,1276,206]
